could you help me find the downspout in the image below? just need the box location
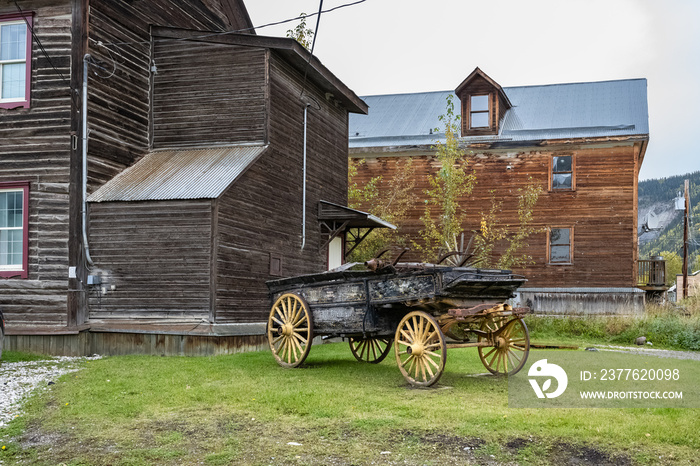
[301,103,310,250]
[82,53,94,266]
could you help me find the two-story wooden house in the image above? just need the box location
[349,68,650,314]
[1,0,372,355]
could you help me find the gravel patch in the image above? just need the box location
[0,356,101,429]
[595,345,700,361]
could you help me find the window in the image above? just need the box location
[0,183,29,278]
[0,13,32,109]
[551,155,573,190]
[548,227,572,265]
[469,94,490,129]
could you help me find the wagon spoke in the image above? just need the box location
[411,316,419,340]
[481,347,497,360]
[419,358,427,381]
[370,340,378,361]
[271,316,284,328]
[271,334,284,346]
[397,339,412,348]
[425,354,440,371]
[424,358,435,379]
[399,329,413,344]
[291,331,307,344]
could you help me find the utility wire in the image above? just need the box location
[299,0,324,99]
[93,0,367,47]
[14,1,70,87]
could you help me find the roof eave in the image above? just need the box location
[151,26,367,114]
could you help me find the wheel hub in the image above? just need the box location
[407,343,425,358]
[495,336,507,349]
[278,323,294,337]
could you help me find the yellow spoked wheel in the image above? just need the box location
[394,311,446,387]
[267,293,313,368]
[349,337,393,363]
[478,317,529,375]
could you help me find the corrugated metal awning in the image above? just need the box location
[88,145,268,202]
[318,200,396,230]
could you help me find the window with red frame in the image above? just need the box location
[0,13,32,109]
[0,183,29,278]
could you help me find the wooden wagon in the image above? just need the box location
[266,261,530,386]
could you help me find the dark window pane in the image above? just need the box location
[550,245,570,263]
[552,173,572,189]
[552,156,572,173]
[550,228,570,245]
[470,95,489,112]
[470,112,489,128]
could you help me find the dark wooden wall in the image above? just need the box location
[213,50,350,323]
[86,0,246,189]
[87,200,213,321]
[0,1,73,328]
[351,143,640,288]
[152,40,267,148]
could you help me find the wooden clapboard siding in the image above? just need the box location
[4,332,267,356]
[212,50,349,323]
[351,142,639,288]
[152,40,267,148]
[86,0,245,189]
[0,1,72,328]
[87,200,213,320]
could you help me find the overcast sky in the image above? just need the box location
[245,0,700,181]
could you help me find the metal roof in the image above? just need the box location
[318,200,396,230]
[88,145,268,202]
[349,78,649,148]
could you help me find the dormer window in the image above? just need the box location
[469,94,490,129]
[456,67,510,137]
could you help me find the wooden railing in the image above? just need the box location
[637,259,666,289]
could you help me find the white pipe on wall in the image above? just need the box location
[82,54,94,266]
[301,104,310,250]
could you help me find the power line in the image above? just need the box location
[94,0,367,47]
[14,1,71,89]
[299,0,324,99]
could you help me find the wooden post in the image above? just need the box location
[682,179,689,300]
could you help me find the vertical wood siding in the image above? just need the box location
[0,1,73,327]
[213,51,349,323]
[87,200,213,321]
[351,143,639,288]
[152,40,267,148]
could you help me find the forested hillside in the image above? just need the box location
[638,171,700,279]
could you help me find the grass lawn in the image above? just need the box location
[1,342,698,465]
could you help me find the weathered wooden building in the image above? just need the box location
[349,68,650,314]
[1,0,369,355]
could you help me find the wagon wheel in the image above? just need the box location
[267,293,313,368]
[394,311,447,387]
[477,317,529,375]
[349,337,393,363]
